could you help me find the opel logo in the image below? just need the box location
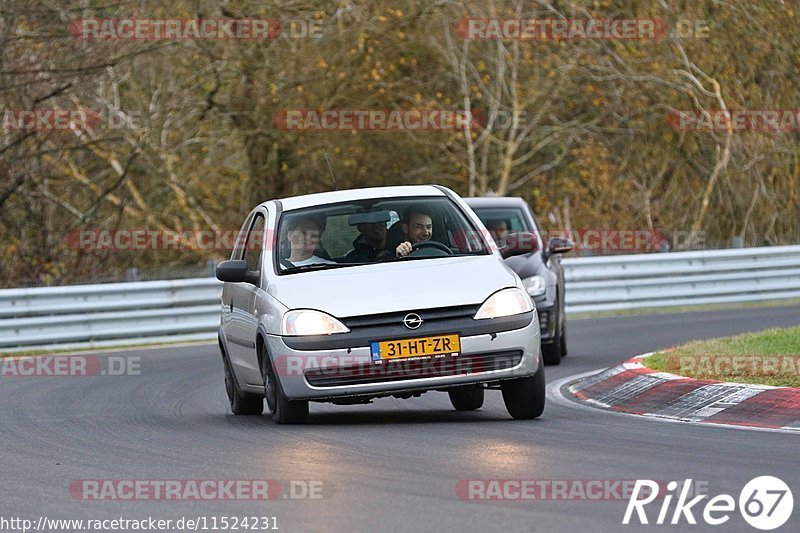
[403,313,423,330]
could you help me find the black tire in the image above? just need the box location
[541,302,563,365]
[541,334,562,365]
[448,384,485,411]
[501,357,546,420]
[560,321,568,357]
[222,347,263,416]
[261,348,308,424]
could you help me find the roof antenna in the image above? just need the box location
[323,148,338,191]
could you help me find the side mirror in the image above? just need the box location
[499,231,539,258]
[216,260,260,285]
[548,237,574,255]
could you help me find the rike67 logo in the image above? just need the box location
[624,477,794,530]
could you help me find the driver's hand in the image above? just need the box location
[396,241,413,257]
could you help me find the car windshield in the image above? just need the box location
[276,196,491,273]
[471,207,535,247]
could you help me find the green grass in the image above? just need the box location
[644,326,800,387]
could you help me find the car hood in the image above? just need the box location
[271,255,519,318]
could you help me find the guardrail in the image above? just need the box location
[561,245,800,313]
[1,245,798,352]
[0,279,222,352]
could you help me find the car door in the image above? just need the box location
[220,212,252,345]
[226,211,266,386]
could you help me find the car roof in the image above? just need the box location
[261,185,448,212]
[463,196,528,209]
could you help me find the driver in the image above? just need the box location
[395,207,434,257]
[485,219,509,247]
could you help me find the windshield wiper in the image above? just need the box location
[392,251,488,261]
[452,250,489,256]
[281,262,371,274]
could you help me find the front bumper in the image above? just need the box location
[264,311,541,400]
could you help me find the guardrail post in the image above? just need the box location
[207,259,217,277]
[125,267,139,282]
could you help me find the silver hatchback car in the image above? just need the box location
[216,185,544,423]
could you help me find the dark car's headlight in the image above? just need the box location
[474,288,533,319]
[522,275,546,296]
[282,310,350,336]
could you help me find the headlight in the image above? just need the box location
[522,275,546,296]
[474,288,533,320]
[282,309,350,336]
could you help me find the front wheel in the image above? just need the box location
[501,357,545,420]
[261,348,308,424]
[448,384,484,411]
[222,349,263,415]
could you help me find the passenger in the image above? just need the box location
[345,220,390,262]
[285,216,334,266]
[395,207,434,257]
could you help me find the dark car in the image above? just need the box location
[464,197,573,365]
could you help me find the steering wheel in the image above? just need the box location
[411,240,454,255]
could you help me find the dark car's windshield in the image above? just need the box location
[276,196,490,273]
[471,207,537,248]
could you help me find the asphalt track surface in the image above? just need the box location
[1,305,798,533]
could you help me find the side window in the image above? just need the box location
[231,213,254,260]
[244,213,266,272]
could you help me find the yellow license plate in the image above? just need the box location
[370,334,461,363]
